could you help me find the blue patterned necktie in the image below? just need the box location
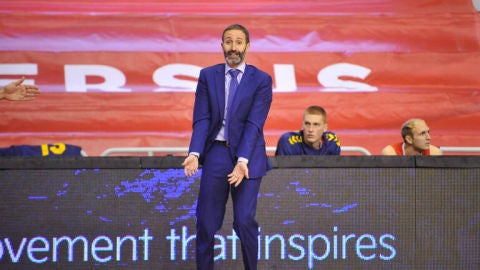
[225,69,240,142]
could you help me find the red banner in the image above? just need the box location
[1,0,480,155]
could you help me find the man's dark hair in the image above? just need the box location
[222,24,250,44]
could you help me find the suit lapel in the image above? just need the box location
[231,64,251,109]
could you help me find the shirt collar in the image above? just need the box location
[225,62,246,75]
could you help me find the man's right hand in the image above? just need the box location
[182,154,199,177]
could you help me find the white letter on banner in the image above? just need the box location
[273,64,297,92]
[318,63,378,92]
[153,64,201,92]
[0,63,37,86]
[64,65,131,92]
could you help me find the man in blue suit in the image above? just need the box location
[182,24,273,270]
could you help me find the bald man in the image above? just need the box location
[382,118,442,156]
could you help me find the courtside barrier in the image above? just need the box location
[439,146,480,154]
[0,156,479,269]
[99,146,372,156]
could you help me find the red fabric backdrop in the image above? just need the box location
[1,0,479,155]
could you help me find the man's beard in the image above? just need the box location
[224,49,246,66]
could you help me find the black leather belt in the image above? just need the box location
[214,140,230,147]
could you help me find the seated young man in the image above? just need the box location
[381,118,442,156]
[275,105,341,156]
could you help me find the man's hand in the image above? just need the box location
[228,161,249,187]
[2,77,41,101]
[182,154,199,177]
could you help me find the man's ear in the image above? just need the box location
[405,135,413,144]
[323,124,328,133]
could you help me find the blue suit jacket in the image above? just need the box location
[188,63,273,178]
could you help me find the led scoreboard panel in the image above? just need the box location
[0,156,479,269]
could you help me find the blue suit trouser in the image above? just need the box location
[196,142,261,270]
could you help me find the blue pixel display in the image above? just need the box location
[0,166,479,269]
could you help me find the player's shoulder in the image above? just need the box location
[323,130,338,139]
[246,64,271,79]
[201,63,224,73]
[381,144,397,155]
[324,130,337,135]
[429,145,443,155]
[279,131,303,145]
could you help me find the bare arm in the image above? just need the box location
[429,145,443,155]
[381,145,397,155]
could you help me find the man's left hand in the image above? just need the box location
[228,161,249,187]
